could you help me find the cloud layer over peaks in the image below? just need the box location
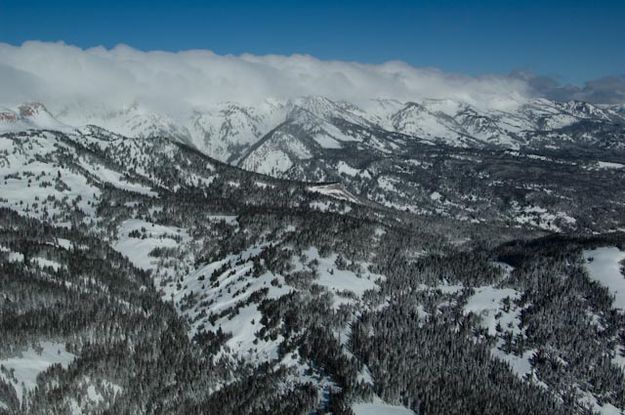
[522,73,625,105]
[0,41,535,114]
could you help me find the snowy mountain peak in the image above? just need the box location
[560,99,623,121]
[18,102,49,118]
[0,102,72,133]
[0,109,19,122]
[286,96,380,129]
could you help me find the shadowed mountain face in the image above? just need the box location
[1,96,625,414]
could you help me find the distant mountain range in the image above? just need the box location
[3,96,624,166]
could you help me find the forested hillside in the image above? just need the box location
[1,117,624,414]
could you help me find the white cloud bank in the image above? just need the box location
[0,41,535,114]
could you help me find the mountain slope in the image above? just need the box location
[1,105,625,414]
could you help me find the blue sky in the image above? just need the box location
[1,0,624,84]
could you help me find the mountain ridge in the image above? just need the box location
[4,96,624,166]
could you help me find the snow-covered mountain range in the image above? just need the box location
[3,96,624,167]
[3,96,624,233]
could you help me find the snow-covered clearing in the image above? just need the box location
[169,244,292,361]
[578,390,623,415]
[463,286,537,380]
[584,247,625,310]
[337,161,363,177]
[491,345,536,379]
[597,161,625,169]
[0,341,75,403]
[166,243,384,363]
[511,202,576,232]
[66,376,124,414]
[429,191,442,201]
[463,286,522,336]
[113,219,189,272]
[293,247,382,308]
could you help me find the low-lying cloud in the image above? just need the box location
[0,41,623,117]
[528,74,625,105]
[0,41,533,114]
